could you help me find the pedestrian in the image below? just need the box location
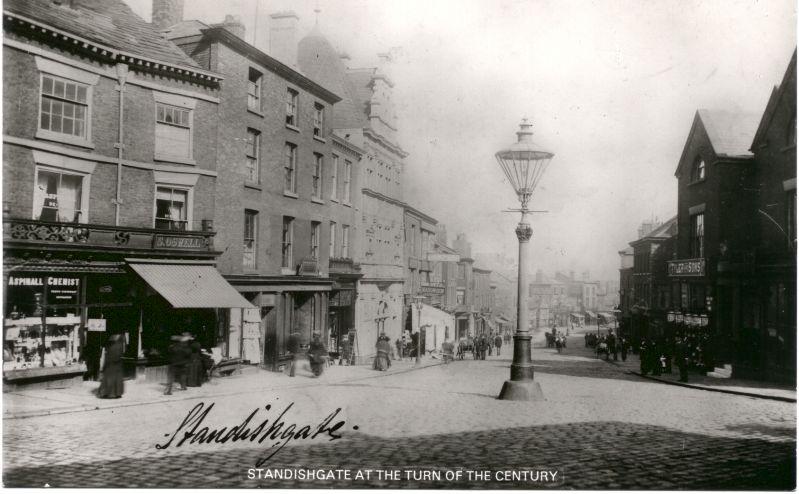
[99,333,124,399]
[639,339,649,375]
[487,335,493,356]
[308,331,328,377]
[341,332,351,366]
[287,331,301,377]
[607,331,617,361]
[441,338,454,364]
[374,334,391,371]
[395,337,403,362]
[165,334,189,395]
[479,335,488,360]
[620,336,628,362]
[676,337,689,382]
[494,334,502,357]
[186,337,202,387]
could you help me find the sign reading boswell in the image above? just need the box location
[153,235,207,250]
[668,258,706,277]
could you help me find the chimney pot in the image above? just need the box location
[269,11,299,67]
[152,0,184,31]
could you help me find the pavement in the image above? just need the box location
[570,327,796,402]
[2,329,796,489]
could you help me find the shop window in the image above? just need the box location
[155,186,190,230]
[39,74,89,139]
[690,212,704,258]
[312,153,323,200]
[243,210,258,269]
[246,129,260,184]
[313,103,325,138]
[691,157,705,182]
[155,103,192,160]
[247,68,262,112]
[33,168,87,223]
[284,143,297,194]
[282,216,294,268]
[311,221,320,260]
[285,88,298,127]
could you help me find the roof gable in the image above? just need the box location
[674,110,759,177]
[751,50,797,149]
[5,0,200,68]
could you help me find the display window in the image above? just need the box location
[4,275,82,371]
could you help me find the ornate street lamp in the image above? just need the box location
[494,119,553,401]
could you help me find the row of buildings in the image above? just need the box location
[528,270,619,330]
[617,51,796,383]
[2,0,510,386]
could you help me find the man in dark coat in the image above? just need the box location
[676,336,690,382]
[478,335,487,360]
[607,331,617,361]
[639,339,649,375]
[620,336,628,362]
[165,335,189,395]
[287,331,301,377]
[494,334,503,356]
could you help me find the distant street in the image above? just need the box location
[4,329,795,489]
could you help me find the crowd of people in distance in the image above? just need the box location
[637,333,713,382]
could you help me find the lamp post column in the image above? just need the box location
[510,211,535,381]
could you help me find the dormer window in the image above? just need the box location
[692,157,705,182]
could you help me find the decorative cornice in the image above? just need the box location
[363,127,408,158]
[4,11,223,86]
[331,134,365,159]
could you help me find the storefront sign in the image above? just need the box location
[668,258,705,277]
[153,235,207,250]
[8,277,81,306]
[87,319,107,331]
[420,282,445,296]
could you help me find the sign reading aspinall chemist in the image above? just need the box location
[668,258,706,277]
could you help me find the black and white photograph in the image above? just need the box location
[1,0,796,489]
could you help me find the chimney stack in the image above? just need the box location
[152,0,184,31]
[222,14,245,39]
[269,11,299,68]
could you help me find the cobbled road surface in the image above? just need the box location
[4,335,795,489]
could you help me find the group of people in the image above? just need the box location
[546,329,568,352]
[164,332,213,395]
[638,333,711,382]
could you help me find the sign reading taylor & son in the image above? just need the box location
[668,258,706,277]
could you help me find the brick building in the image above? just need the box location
[161,5,363,370]
[297,22,407,360]
[2,0,253,387]
[739,51,796,381]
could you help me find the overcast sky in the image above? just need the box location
[127,0,796,281]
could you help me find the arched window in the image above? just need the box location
[692,157,705,182]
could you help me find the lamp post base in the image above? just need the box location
[498,379,545,401]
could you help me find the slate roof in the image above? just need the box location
[752,50,797,149]
[5,0,200,68]
[697,109,761,158]
[629,216,677,247]
[298,29,366,129]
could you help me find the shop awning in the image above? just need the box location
[129,263,255,309]
[585,311,597,318]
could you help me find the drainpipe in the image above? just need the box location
[114,63,128,226]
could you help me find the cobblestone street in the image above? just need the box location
[4,333,796,489]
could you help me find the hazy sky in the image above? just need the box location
[127,0,796,280]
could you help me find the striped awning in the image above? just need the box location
[130,263,255,309]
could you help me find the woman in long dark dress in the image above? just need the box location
[99,334,124,399]
[186,340,202,387]
[373,334,391,371]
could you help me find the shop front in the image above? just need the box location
[225,275,333,372]
[4,218,237,388]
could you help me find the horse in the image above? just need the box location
[457,336,475,360]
